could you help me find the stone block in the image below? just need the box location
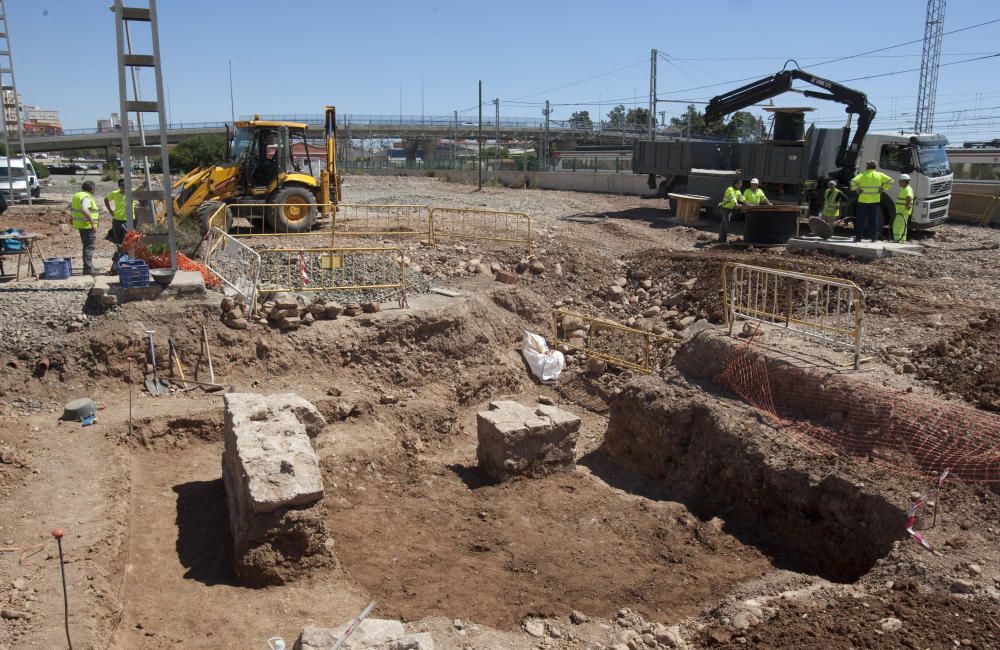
[223,392,332,585]
[297,619,407,650]
[477,400,581,481]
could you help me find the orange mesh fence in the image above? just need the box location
[122,231,221,288]
[721,331,1000,483]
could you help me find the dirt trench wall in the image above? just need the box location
[603,376,906,583]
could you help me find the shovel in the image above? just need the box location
[144,330,168,395]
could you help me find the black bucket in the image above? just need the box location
[773,111,805,141]
[743,205,800,245]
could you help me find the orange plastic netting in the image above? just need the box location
[122,231,220,288]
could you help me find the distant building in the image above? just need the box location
[21,104,62,135]
[97,112,133,133]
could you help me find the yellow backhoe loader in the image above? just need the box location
[165,105,341,233]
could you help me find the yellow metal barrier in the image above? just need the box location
[551,309,679,373]
[722,262,865,369]
[430,207,532,253]
[222,202,331,237]
[256,246,407,303]
[332,204,432,244]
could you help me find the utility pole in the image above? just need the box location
[399,82,402,124]
[421,74,424,124]
[915,0,946,133]
[542,100,551,172]
[452,109,457,168]
[648,48,657,141]
[477,80,483,190]
[228,59,235,124]
[494,98,500,172]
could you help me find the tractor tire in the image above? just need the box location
[267,186,317,234]
[196,200,232,234]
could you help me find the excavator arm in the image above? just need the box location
[703,67,877,182]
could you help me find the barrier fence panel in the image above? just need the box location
[332,204,431,244]
[723,262,864,369]
[201,226,261,305]
[551,309,679,373]
[255,246,407,303]
[949,191,1000,226]
[216,202,333,238]
[430,207,532,253]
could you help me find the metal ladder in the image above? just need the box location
[113,0,177,269]
[0,0,31,206]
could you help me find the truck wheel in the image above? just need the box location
[267,187,317,233]
[196,200,231,234]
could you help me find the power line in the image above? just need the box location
[840,52,1000,83]
[507,59,647,102]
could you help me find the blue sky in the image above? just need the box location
[11,1,1000,142]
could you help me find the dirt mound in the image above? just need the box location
[918,312,1000,411]
[126,411,224,449]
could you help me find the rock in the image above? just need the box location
[0,609,28,620]
[553,262,563,276]
[731,611,759,631]
[655,625,685,648]
[878,617,903,633]
[681,318,712,339]
[495,270,518,284]
[99,294,118,307]
[570,610,590,625]
[11,578,26,591]
[302,312,315,325]
[224,316,249,330]
[362,302,380,314]
[706,628,732,645]
[221,296,236,313]
[380,394,399,405]
[524,619,546,638]
[967,563,983,576]
[678,315,696,328]
[951,579,975,594]
[615,276,628,287]
[388,633,436,650]
[529,260,546,274]
[277,316,301,330]
[298,620,407,650]
[477,401,581,481]
[560,314,587,333]
[306,302,327,318]
[588,357,607,376]
[607,285,625,302]
[324,302,344,319]
[222,393,331,585]
[538,395,555,406]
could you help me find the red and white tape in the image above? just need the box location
[905,468,950,554]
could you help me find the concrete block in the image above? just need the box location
[297,619,407,650]
[477,400,581,480]
[787,236,924,260]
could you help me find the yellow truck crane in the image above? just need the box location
[169,105,341,233]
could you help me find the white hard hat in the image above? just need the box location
[750,178,759,184]
[827,180,836,186]
[899,173,910,180]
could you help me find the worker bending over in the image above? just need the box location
[850,161,893,242]
[743,178,771,206]
[892,173,914,242]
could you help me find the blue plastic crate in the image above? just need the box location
[43,257,72,280]
[118,260,150,288]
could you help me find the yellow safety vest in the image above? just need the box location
[106,188,136,222]
[721,185,742,210]
[71,191,99,230]
[895,185,914,217]
[850,170,893,204]
[822,188,842,218]
[743,188,766,206]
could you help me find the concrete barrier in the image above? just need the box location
[349,168,651,196]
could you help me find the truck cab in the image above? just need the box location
[859,133,952,229]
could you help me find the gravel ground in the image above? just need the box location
[0,283,91,357]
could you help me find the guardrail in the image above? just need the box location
[430,207,532,253]
[255,246,407,304]
[723,262,865,369]
[201,226,261,306]
[551,309,679,373]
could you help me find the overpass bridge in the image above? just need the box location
[24,114,651,162]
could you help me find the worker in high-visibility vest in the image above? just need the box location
[717,178,748,243]
[742,178,771,206]
[70,180,102,275]
[104,178,137,271]
[822,180,845,222]
[892,173,915,243]
[850,160,893,242]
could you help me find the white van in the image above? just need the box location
[0,157,37,201]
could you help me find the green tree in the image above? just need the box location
[671,104,730,138]
[625,107,653,129]
[727,111,767,141]
[169,134,226,172]
[606,104,626,130]
[480,146,510,159]
[568,110,593,130]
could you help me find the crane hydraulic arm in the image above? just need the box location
[703,67,877,182]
